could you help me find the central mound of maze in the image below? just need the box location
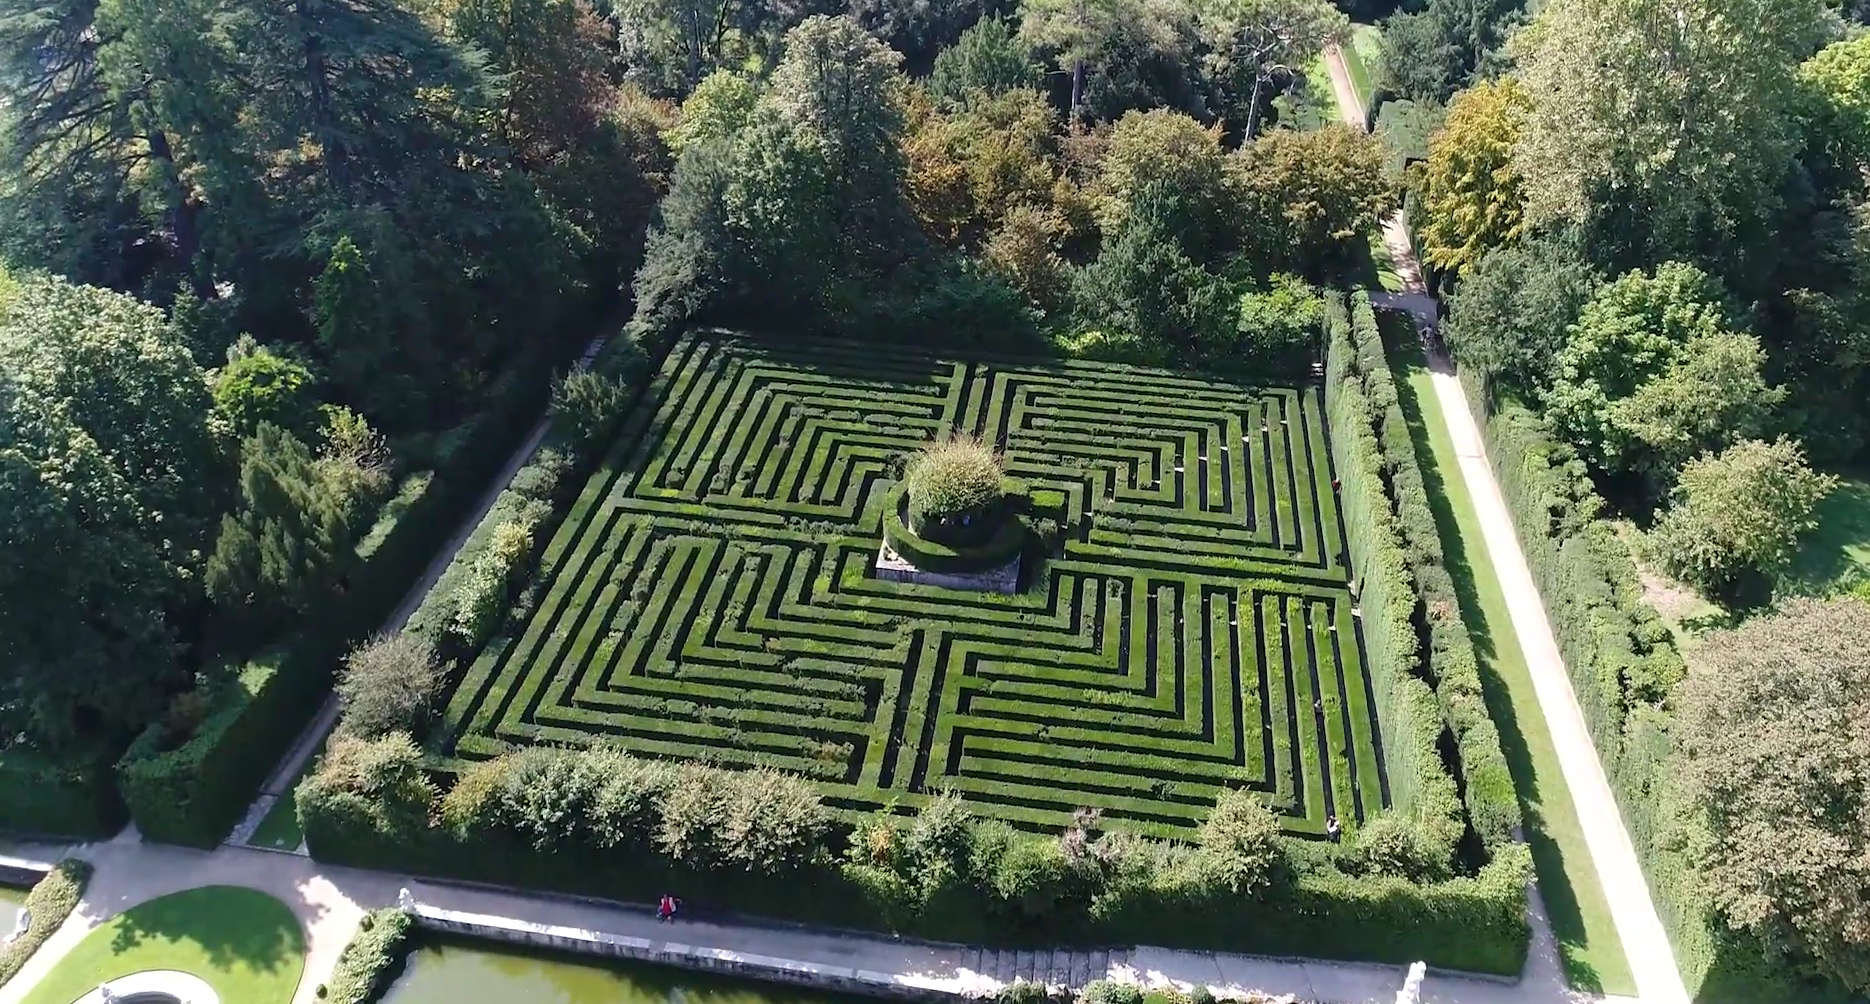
[435,332,1389,837]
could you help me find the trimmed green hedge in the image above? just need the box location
[403,336,648,656]
[317,908,413,1004]
[0,859,92,988]
[1322,293,1464,859]
[882,484,1028,572]
[1341,297,1520,848]
[0,747,123,840]
[1460,372,1851,1002]
[299,742,1531,975]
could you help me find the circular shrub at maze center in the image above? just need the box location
[904,434,1004,544]
[435,331,1389,838]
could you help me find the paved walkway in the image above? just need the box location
[1318,45,1687,1004]
[1419,358,1686,1004]
[0,832,1624,1004]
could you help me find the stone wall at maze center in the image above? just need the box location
[434,331,1391,839]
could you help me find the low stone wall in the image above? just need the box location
[408,904,986,1002]
[0,858,49,889]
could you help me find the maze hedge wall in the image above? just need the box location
[434,331,1389,838]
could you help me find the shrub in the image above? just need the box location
[1195,789,1282,894]
[905,434,1005,533]
[214,345,320,439]
[296,733,436,848]
[448,518,536,648]
[1079,980,1144,1004]
[997,980,1055,1004]
[335,633,445,739]
[992,835,1076,920]
[550,367,634,450]
[0,859,91,988]
[1648,438,1836,596]
[1231,273,1322,372]
[318,908,413,1004]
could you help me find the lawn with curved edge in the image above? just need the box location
[434,330,1389,840]
[22,885,305,1004]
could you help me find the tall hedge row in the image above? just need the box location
[1459,373,1851,1002]
[1321,294,1462,851]
[1339,297,1520,847]
[111,333,586,847]
[299,739,1532,974]
[0,748,122,840]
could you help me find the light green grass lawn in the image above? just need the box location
[1382,322,1638,996]
[249,789,303,851]
[1340,24,1384,109]
[23,886,305,1004]
[1780,475,1870,598]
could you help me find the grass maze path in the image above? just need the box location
[436,333,1388,838]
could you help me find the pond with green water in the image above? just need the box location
[381,938,879,1004]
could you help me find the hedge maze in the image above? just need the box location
[435,332,1389,838]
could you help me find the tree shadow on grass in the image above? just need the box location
[1382,329,1610,995]
[1782,477,1870,596]
[106,885,303,978]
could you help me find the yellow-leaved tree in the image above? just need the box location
[1414,78,1527,273]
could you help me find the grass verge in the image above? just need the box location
[250,788,303,850]
[1781,474,1870,598]
[21,885,306,1004]
[1381,323,1637,996]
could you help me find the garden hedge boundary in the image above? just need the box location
[297,314,1532,975]
[111,323,610,848]
[0,748,123,840]
[299,743,1531,974]
[1458,371,1851,1002]
[317,907,413,1004]
[0,858,92,988]
[1340,298,1520,848]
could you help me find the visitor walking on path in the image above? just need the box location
[658,894,681,922]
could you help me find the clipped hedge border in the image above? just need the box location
[1322,293,1464,853]
[317,907,413,1004]
[0,858,92,988]
[114,330,584,848]
[882,484,1027,573]
[403,335,651,655]
[0,748,123,840]
[1341,296,1521,848]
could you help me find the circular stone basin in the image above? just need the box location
[70,970,218,1004]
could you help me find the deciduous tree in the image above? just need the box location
[1544,262,1732,471]
[1227,125,1394,274]
[1648,438,1836,593]
[1018,0,1188,126]
[1415,78,1526,273]
[1675,597,1870,993]
[1509,0,1827,266]
[1192,0,1345,137]
[1442,238,1598,398]
[0,274,216,747]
